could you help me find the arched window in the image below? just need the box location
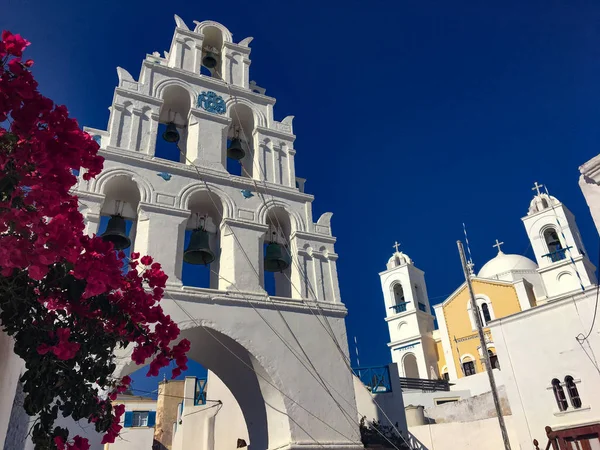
[480,303,492,325]
[488,349,500,370]
[552,378,568,411]
[544,228,565,262]
[564,376,582,409]
[393,284,405,305]
[462,357,476,377]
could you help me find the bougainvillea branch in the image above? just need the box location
[0,30,190,450]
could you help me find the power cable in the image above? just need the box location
[214,69,411,448]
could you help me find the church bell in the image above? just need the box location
[202,52,218,69]
[162,122,179,143]
[227,138,246,161]
[101,215,131,251]
[264,242,291,272]
[184,228,216,265]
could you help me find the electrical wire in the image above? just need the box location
[576,241,600,342]
[211,68,411,448]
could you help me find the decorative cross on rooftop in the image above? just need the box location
[492,239,504,253]
[466,260,475,276]
[532,181,544,196]
[392,241,401,253]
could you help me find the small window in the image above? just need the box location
[132,411,149,427]
[565,376,582,409]
[552,378,568,411]
[488,349,500,370]
[463,360,476,376]
[480,303,492,325]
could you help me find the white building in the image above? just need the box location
[378,180,600,449]
[106,395,157,450]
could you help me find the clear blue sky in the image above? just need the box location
[4,0,600,390]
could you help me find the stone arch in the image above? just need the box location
[93,168,153,204]
[178,183,235,220]
[257,200,304,233]
[153,78,197,107]
[225,96,267,128]
[390,281,406,306]
[116,323,290,450]
[402,353,420,379]
[227,102,256,176]
[194,21,233,43]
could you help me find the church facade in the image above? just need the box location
[380,183,597,383]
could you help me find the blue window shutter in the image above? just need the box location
[123,411,133,428]
[147,411,156,427]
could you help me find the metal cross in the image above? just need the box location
[492,239,504,252]
[392,241,401,252]
[532,182,544,196]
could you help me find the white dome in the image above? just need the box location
[478,252,538,279]
[528,193,559,215]
[387,251,412,269]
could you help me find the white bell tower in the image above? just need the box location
[380,243,438,380]
[522,182,597,299]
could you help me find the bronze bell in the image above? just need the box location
[184,228,215,265]
[101,215,131,250]
[227,138,246,161]
[264,242,291,272]
[202,52,218,69]
[162,122,179,143]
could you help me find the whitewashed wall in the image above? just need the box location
[106,399,157,450]
[489,289,600,450]
[408,416,520,450]
[0,331,24,448]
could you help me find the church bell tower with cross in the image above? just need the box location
[379,243,439,380]
[522,182,597,299]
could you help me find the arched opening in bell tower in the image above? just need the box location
[227,103,254,177]
[200,26,224,78]
[543,228,566,262]
[156,85,191,163]
[98,175,141,260]
[118,325,290,450]
[181,190,223,289]
[262,207,292,298]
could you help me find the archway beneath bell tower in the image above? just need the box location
[118,322,289,450]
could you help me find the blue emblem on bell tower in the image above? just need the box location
[197,91,226,114]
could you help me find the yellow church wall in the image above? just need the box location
[441,279,522,378]
[434,338,446,376]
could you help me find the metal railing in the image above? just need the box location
[542,247,570,263]
[194,378,207,405]
[354,366,392,393]
[389,302,408,314]
[398,377,450,392]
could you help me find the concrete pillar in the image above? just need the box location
[108,105,123,148]
[135,202,190,286]
[144,111,160,157]
[129,109,142,151]
[287,149,296,188]
[219,218,268,293]
[187,109,231,172]
[327,253,341,303]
